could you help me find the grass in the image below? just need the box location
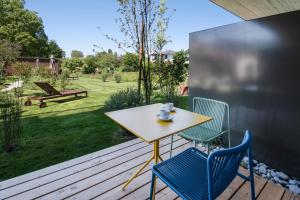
[0,74,188,181]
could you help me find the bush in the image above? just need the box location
[61,58,84,73]
[36,67,58,85]
[36,67,52,80]
[0,93,22,152]
[82,64,96,74]
[60,70,70,90]
[101,73,108,82]
[14,62,32,83]
[121,53,139,72]
[114,73,122,83]
[157,50,188,101]
[104,87,143,111]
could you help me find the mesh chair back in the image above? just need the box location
[193,97,228,132]
[207,132,251,199]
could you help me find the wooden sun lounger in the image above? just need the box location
[25,82,87,108]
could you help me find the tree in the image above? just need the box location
[122,53,139,72]
[159,50,188,101]
[105,0,170,104]
[83,55,97,74]
[71,50,84,58]
[0,0,53,57]
[0,39,20,84]
[61,58,84,73]
[95,52,119,73]
[154,0,172,87]
[47,40,65,58]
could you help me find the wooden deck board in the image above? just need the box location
[0,137,298,200]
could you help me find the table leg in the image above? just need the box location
[152,140,160,199]
[122,154,154,189]
[122,140,161,190]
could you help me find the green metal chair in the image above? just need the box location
[170,97,230,157]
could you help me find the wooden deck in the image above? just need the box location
[0,136,299,200]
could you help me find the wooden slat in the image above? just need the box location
[1,139,148,199]
[231,174,267,200]
[281,189,293,200]
[2,136,300,200]
[0,138,143,191]
[291,193,300,200]
[257,181,285,200]
[154,187,179,200]
[38,138,188,200]
[217,176,245,200]
[3,137,184,200]
[82,142,192,200]
[211,0,300,20]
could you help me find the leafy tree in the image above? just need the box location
[71,50,84,58]
[122,53,139,72]
[83,55,97,74]
[47,40,65,58]
[159,50,188,101]
[104,0,170,104]
[0,39,20,84]
[95,51,119,73]
[0,0,51,57]
[61,58,84,73]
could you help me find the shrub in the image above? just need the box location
[60,70,70,90]
[36,67,52,80]
[114,73,122,83]
[0,93,22,152]
[82,64,96,74]
[61,58,84,73]
[13,87,24,97]
[14,62,32,83]
[35,67,58,85]
[121,53,139,72]
[157,50,188,101]
[104,87,143,111]
[101,73,108,82]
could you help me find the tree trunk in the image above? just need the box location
[137,21,145,98]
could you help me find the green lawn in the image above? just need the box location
[0,75,188,181]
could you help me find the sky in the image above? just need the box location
[24,0,242,57]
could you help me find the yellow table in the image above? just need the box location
[105,103,212,189]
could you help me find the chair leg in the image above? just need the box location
[248,148,256,200]
[170,135,174,158]
[207,143,210,154]
[228,131,231,148]
[150,173,156,200]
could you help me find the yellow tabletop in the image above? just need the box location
[105,103,212,143]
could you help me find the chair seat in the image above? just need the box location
[153,147,209,200]
[179,126,222,143]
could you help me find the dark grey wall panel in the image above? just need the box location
[189,10,300,178]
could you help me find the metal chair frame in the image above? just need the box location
[150,131,255,200]
[170,97,230,157]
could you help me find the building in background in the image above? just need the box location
[5,56,60,75]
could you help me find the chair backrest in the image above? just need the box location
[207,131,252,199]
[34,82,61,96]
[193,97,229,132]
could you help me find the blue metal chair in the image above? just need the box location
[170,97,230,157]
[150,131,255,200]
